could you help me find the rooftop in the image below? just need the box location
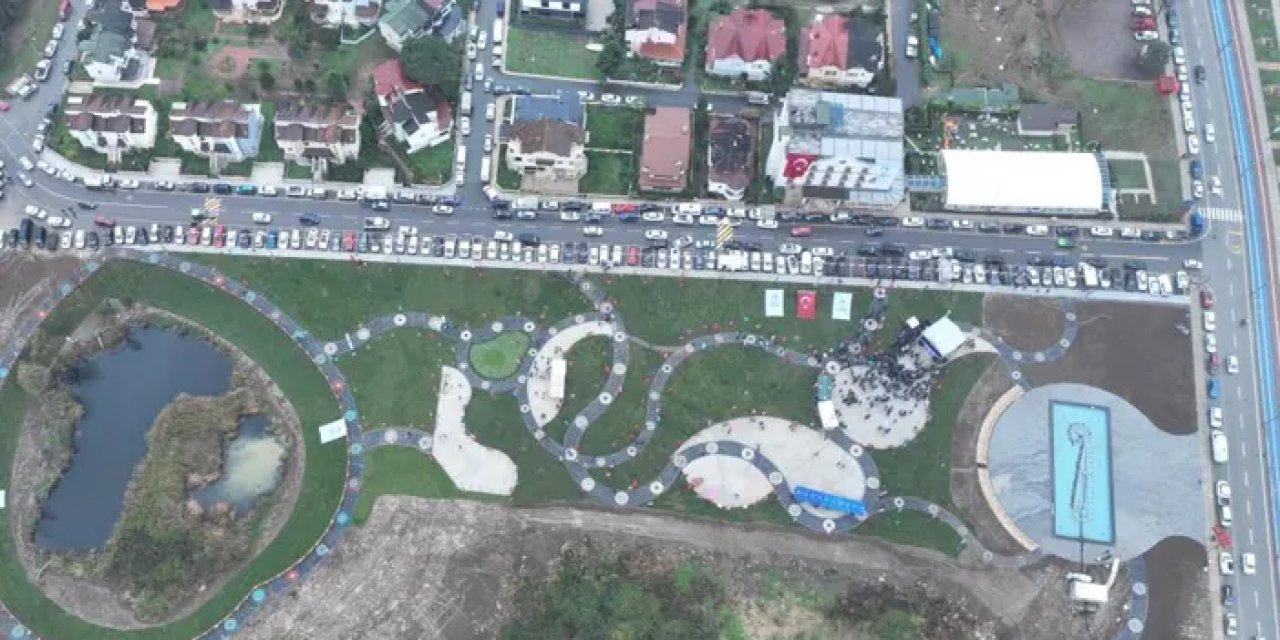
[275,102,360,145]
[380,0,433,36]
[509,118,585,156]
[940,149,1104,212]
[170,100,252,140]
[640,106,691,190]
[514,92,583,125]
[705,7,786,65]
[707,115,753,190]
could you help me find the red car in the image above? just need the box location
[790,226,813,238]
[93,214,116,227]
[342,230,357,252]
[626,245,639,266]
[1207,353,1221,375]
[213,225,226,247]
[0,101,10,112]
[1131,17,1155,31]
[611,202,637,214]
[187,226,200,244]
[1201,288,1215,309]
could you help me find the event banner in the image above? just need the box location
[832,292,853,321]
[764,289,785,317]
[796,290,817,320]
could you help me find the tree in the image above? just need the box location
[597,41,625,78]
[400,37,461,103]
[1137,41,1172,79]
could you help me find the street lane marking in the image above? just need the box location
[1248,499,1253,516]
[1245,470,1250,487]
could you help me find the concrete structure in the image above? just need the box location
[432,366,518,495]
[940,149,1106,214]
[168,100,264,163]
[764,88,905,209]
[625,0,686,67]
[704,8,786,82]
[798,13,884,90]
[706,115,753,201]
[506,119,588,180]
[638,106,691,192]
[520,0,585,21]
[372,59,452,152]
[309,0,382,28]
[378,0,435,51]
[210,0,286,23]
[1017,103,1081,137]
[78,3,152,83]
[63,93,157,163]
[274,101,362,168]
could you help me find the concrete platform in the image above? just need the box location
[433,366,518,496]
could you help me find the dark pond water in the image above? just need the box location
[34,326,232,551]
[191,414,285,514]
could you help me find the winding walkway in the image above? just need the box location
[0,252,1148,638]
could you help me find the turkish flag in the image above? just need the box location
[796,290,817,320]
[783,152,818,179]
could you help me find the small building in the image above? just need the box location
[378,0,436,51]
[625,0,686,67]
[505,119,588,180]
[704,8,786,82]
[372,59,452,152]
[919,316,966,361]
[939,149,1106,214]
[309,0,382,28]
[274,101,362,168]
[63,93,157,163]
[639,106,691,192]
[521,0,586,21]
[1017,104,1080,137]
[210,0,286,24]
[78,3,151,83]
[168,100,264,163]
[706,115,752,201]
[798,13,883,89]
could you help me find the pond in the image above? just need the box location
[191,414,285,514]
[34,327,233,552]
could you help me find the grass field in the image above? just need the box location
[0,261,344,638]
[353,447,501,522]
[1108,159,1150,190]
[405,139,456,185]
[469,332,531,379]
[505,27,603,80]
[540,336,616,446]
[585,106,643,150]
[0,0,65,87]
[579,152,634,195]
[1247,0,1280,63]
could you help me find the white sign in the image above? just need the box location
[0,490,6,510]
[832,292,853,321]
[318,419,348,444]
[764,289,784,318]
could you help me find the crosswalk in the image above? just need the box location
[1200,207,1242,223]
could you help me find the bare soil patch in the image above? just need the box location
[982,294,1065,353]
[240,497,1134,639]
[985,297,1195,433]
[205,44,289,81]
[1050,0,1150,80]
[0,253,84,346]
[1142,535,1212,640]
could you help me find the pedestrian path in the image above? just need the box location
[1200,206,1243,223]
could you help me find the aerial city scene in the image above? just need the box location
[0,0,1274,637]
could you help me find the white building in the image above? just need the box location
[309,0,382,28]
[168,100,264,162]
[64,93,158,163]
[919,316,965,361]
[210,0,286,23]
[939,149,1108,214]
[372,59,452,152]
[274,101,362,167]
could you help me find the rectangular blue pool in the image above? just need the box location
[1049,401,1116,544]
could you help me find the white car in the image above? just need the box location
[484,134,493,153]
[1210,406,1223,428]
[47,215,71,228]
[902,216,925,228]
[23,204,46,219]
[1187,134,1200,155]
[1216,480,1231,505]
[1210,176,1223,195]
[1192,180,1204,199]
[1205,123,1216,143]
[1242,552,1256,575]
[1183,259,1203,270]
[1089,226,1114,238]
[644,229,669,241]
[73,229,85,249]
[1226,355,1239,374]
[1219,551,1235,575]
[460,116,471,136]
[1204,310,1217,331]
[1025,225,1050,236]
[909,250,932,260]
[601,93,622,105]
[493,230,514,242]
[466,42,477,60]
[251,212,272,224]
[119,179,140,189]
[756,218,778,230]
[31,135,44,152]
[485,103,495,122]
[474,63,484,82]
[811,246,835,258]
[905,34,919,59]
[672,213,695,226]
[951,219,973,230]
[559,211,581,222]
[777,242,802,255]
[1206,332,1218,353]
[18,156,33,171]
[698,214,720,226]
[641,212,665,223]
[582,225,604,237]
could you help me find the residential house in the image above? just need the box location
[798,13,883,89]
[78,3,152,83]
[520,0,585,22]
[505,120,588,180]
[168,100,264,164]
[1017,103,1080,137]
[704,8,786,82]
[378,0,436,51]
[638,105,690,191]
[764,88,905,209]
[63,93,157,163]
[211,0,286,24]
[706,116,753,201]
[309,0,381,28]
[274,101,362,167]
[625,0,685,67]
[372,59,452,152]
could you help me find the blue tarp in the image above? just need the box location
[794,486,867,517]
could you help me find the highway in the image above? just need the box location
[0,0,1273,635]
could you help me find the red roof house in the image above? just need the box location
[704,8,786,82]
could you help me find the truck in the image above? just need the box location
[1189,210,1205,236]
[514,197,539,211]
[717,250,749,271]
[461,91,472,115]
[480,156,491,184]
[455,146,467,170]
[745,91,771,106]
[493,19,504,44]
[83,175,108,190]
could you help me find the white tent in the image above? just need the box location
[548,358,567,400]
[941,149,1104,212]
[920,317,966,360]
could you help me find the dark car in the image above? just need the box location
[1054,225,1079,237]
[583,212,603,224]
[189,182,211,193]
[20,218,33,244]
[492,209,513,220]
[87,231,100,249]
[983,254,1006,266]
[874,216,900,227]
[882,243,906,257]
[518,233,540,246]
[856,243,881,257]
[34,227,47,249]
[978,222,1001,233]
[44,231,57,252]
[576,242,590,262]
[704,206,726,216]
[1221,584,1235,607]
[1194,64,1206,84]
[1190,159,1203,179]
[1001,222,1026,234]
[300,213,322,226]
[62,59,74,75]
[850,214,875,226]
[77,201,98,210]
[163,226,175,243]
[1140,230,1162,242]
[561,200,587,211]
[926,218,950,230]
[464,73,473,91]
[238,230,252,248]
[864,226,884,237]
[776,210,800,222]
[4,228,17,247]
[953,249,977,262]
[213,183,233,195]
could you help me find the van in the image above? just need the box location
[591,201,613,214]
[674,202,702,215]
[1211,431,1229,464]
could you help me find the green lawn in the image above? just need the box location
[575,347,664,456]
[0,0,66,86]
[257,102,284,163]
[0,261,344,638]
[285,161,313,179]
[856,510,963,557]
[353,447,501,522]
[505,27,603,80]
[405,139,456,185]
[465,391,582,504]
[540,336,622,445]
[497,145,522,190]
[469,332,531,379]
[585,106,643,151]
[1247,0,1280,63]
[341,330,456,429]
[1108,159,1149,190]
[579,152,634,195]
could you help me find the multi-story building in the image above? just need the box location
[704,8,786,82]
[371,59,452,152]
[78,3,152,83]
[764,88,904,209]
[210,0,286,24]
[274,101,362,167]
[706,115,753,201]
[638,106,691,191]
[625,0,685,67]
[309,0,381,28]
[63,93,157,163]
[798,13,884,89]
[168,100,264,163]
[506,119,588,180]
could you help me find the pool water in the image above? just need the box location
[1050,401,1115,544]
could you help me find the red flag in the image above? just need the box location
[796,290,817,320]
[783,152,818,179]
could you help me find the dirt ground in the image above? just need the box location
[984,297,1195,433]
[1052,0,1149,80]
[982,295,1065,353]
[1142,536,1214,640]
[0,253,85,347]
[241,497,1134,639]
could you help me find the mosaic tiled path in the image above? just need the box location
[0,253,1145,638]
